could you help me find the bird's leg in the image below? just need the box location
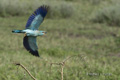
[24,33,27,37]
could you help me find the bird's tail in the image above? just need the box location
[12,30,24,33]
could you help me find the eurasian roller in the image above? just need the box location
[12,5,49,57]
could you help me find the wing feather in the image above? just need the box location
[23,36,39,57]
[25,5,49,30]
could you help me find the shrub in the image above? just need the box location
[90,4,120,26]
[0,0,74,18]
[60,3,74,18]
[47,2,74,19]
[0,0,29,17]
[0,0,32,17]
[64,0,76,1]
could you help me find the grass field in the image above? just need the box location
[0,0,120,80]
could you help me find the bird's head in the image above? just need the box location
[39,31,47,36]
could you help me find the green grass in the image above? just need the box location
[0,0,120,80]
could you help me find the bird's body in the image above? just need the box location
[12,5,49,57]
[23,29,39,36]
[12,29,46,36]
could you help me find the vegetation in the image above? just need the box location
[91,4,120,26]
[90,0,120,26]
[0,0,120,80]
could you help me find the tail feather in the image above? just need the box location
[12,30,23,33]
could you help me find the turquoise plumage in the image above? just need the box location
[12,5,49,57]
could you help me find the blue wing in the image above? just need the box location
[25,5,49,30]
[23,36,39,57]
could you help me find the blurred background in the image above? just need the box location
[0,0,120,80]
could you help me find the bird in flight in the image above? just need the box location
[12,5,49,57]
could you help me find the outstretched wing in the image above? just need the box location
[25,5,49,30]
[23,36,39,57]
